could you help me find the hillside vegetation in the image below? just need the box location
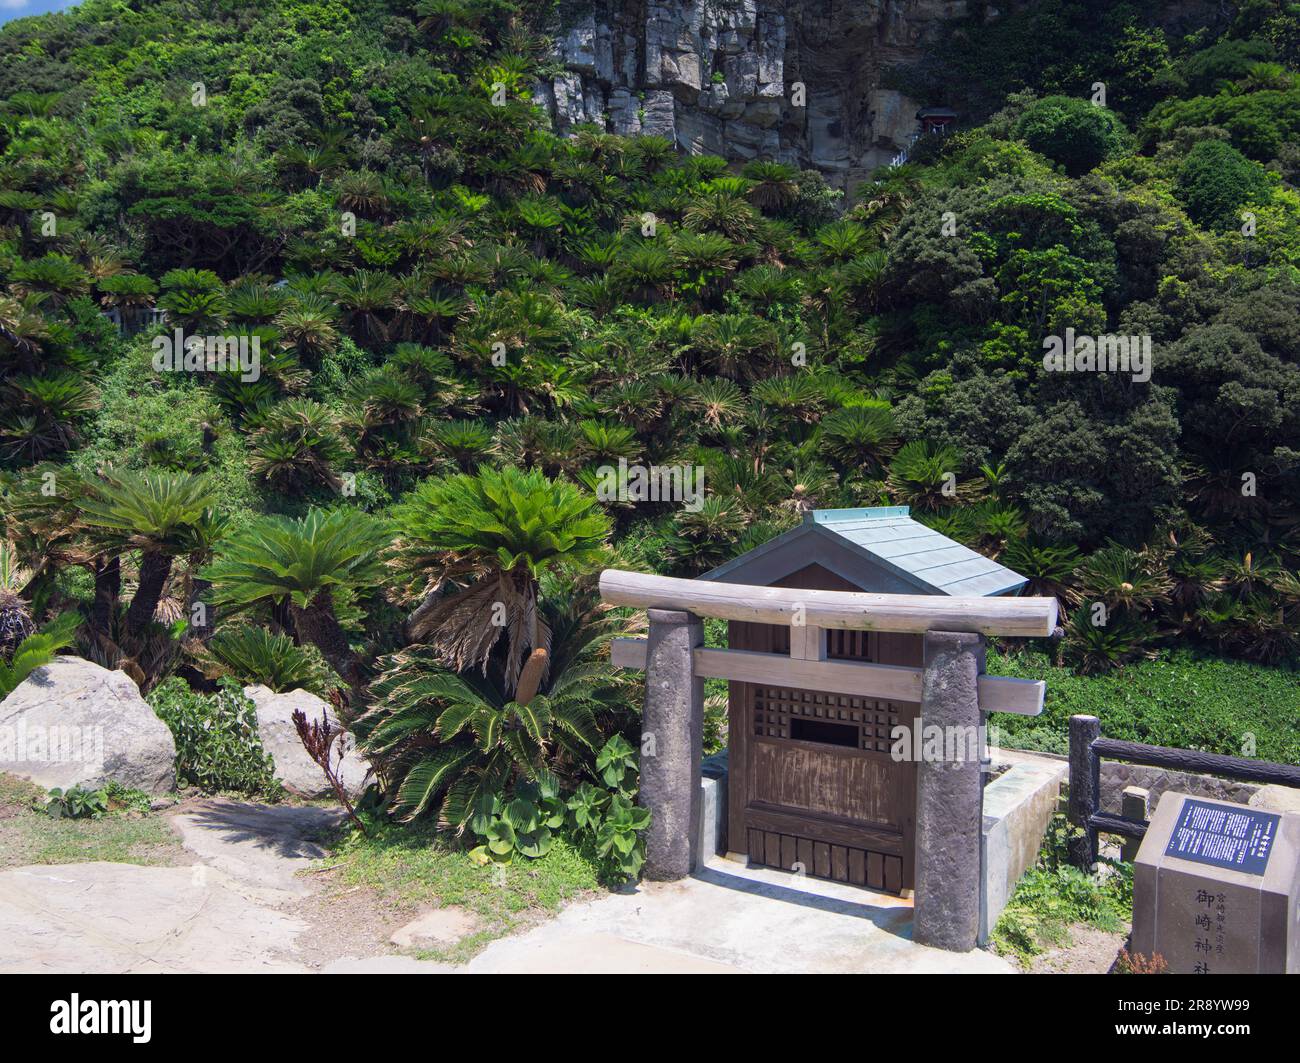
[0,0,1297,833]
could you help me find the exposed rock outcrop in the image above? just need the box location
[243,685,372,799]
[0,656,176,794]
[538,0,970,188]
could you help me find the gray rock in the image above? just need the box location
[640,89,678,140]
[559,15,598,74]
[608,88,643,136]
[242,685,371,799]
[0,656,175,794]
[0,861,310,973]
[170,798,343,896]
[390,907,480,948]
[583,84,607,126]
[1249,784,1300,815]
[743,97,783,128]
[551,72,589,128]
[543,0,960,190]
[593,34,617,84]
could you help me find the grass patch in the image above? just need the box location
[987,648,1300,761]
[990,813,1132,968]
[323,812,604,963]
[0,773,184,871]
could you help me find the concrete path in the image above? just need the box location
[461,858,1013,974]
[0,798,1014,974]
[323,858,1014,974]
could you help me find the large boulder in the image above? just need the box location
[242,686,371,799]
[0,656,175,794]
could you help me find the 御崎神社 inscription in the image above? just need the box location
[1132,792,1299,973]
[1163,799,1280,876]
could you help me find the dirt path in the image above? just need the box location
[0,799,410,973]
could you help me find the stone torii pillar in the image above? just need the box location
[913,630,985,952]
[639,608,704,880]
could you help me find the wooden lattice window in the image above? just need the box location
[752,687,900,752]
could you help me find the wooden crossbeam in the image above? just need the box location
[599,569,1058,637]
[609,638,1045,716]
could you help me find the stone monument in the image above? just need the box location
[1131,791,1300,973]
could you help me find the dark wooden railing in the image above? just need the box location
[1067,714,1300,869]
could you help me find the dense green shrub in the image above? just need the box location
[1014,95,1128,175]
[149,678,283,796]
[1175,139,1273,230]
[202,624,342,698]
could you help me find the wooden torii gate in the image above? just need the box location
[600,568,1058,953]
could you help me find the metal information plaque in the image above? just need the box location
[1163,798,1280,876]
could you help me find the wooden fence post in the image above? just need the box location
[1068,714,1101,869]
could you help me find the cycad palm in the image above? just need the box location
[391,465,611,693]
[887,439,970,512]
[358,615,613,825]
[817,402,898,473]
[80,469,217,636]
[203,509,392,690]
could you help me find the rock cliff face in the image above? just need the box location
[537,0,972,188]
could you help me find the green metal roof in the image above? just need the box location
[700,506,1028,597]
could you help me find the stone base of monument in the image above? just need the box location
[1131,791,1300,973]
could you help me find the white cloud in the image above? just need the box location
[0,0,32,9]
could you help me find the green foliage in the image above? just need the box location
[201,624,342,697]
[990,814,1132,966]
[565,735,651,881]
[148,677,283,796]
[1015,95,1128,175]
[44,780,152,819]
[390,465,612,687]
[358,637,611,826]
[0,612,79,698]
[988,649,1300,763]
[466,775,566,864]
[79,467,217,551]
[204,508,390,612]
[594,732,638,790]
[45,785,108,820]
[1175,139,1272,230]
[392,464,610,578]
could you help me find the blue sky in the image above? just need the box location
[1,0,82,26]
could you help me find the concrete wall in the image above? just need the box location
[699,750,729,859]
[979,756,1068,944]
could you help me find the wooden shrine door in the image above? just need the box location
[725,567,920,893]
